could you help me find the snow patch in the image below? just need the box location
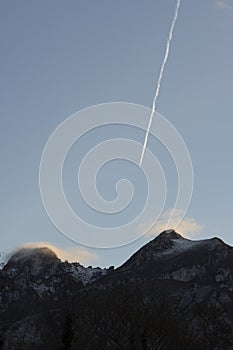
[63,263,108,285]
[157,238,211,257]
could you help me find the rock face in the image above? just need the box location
[1,231,233,349]
[0,247,109,350]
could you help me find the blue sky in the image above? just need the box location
[1,0,233,267]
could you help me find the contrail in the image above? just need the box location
[139,0,182,166]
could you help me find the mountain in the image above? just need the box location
[1,231,233,349]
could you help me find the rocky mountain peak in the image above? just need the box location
[4,247,60,276]
[7,246,58,263]
[157,229,183,240]
[146,229,185,253]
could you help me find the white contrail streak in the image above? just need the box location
[139,0,182,166]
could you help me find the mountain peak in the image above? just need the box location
[121,229,231,273]
[8,247,58,263]
[5,247,60,275]
[157,229,183,241]
[145,229,185,254]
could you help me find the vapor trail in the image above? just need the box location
[139,0,182,166]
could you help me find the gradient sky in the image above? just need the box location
[1,0,233,267]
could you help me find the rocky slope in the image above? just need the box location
[1,230,233,349]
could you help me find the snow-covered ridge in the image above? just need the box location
[63,262,108,285]
[158,236,222,257]
[148,237,203,259]
[164,238,205,254]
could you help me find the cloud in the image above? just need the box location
[216,0,233,10]
[145,209,204,239]
[9,242,100,266]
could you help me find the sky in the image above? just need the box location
[1,0,233,267]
